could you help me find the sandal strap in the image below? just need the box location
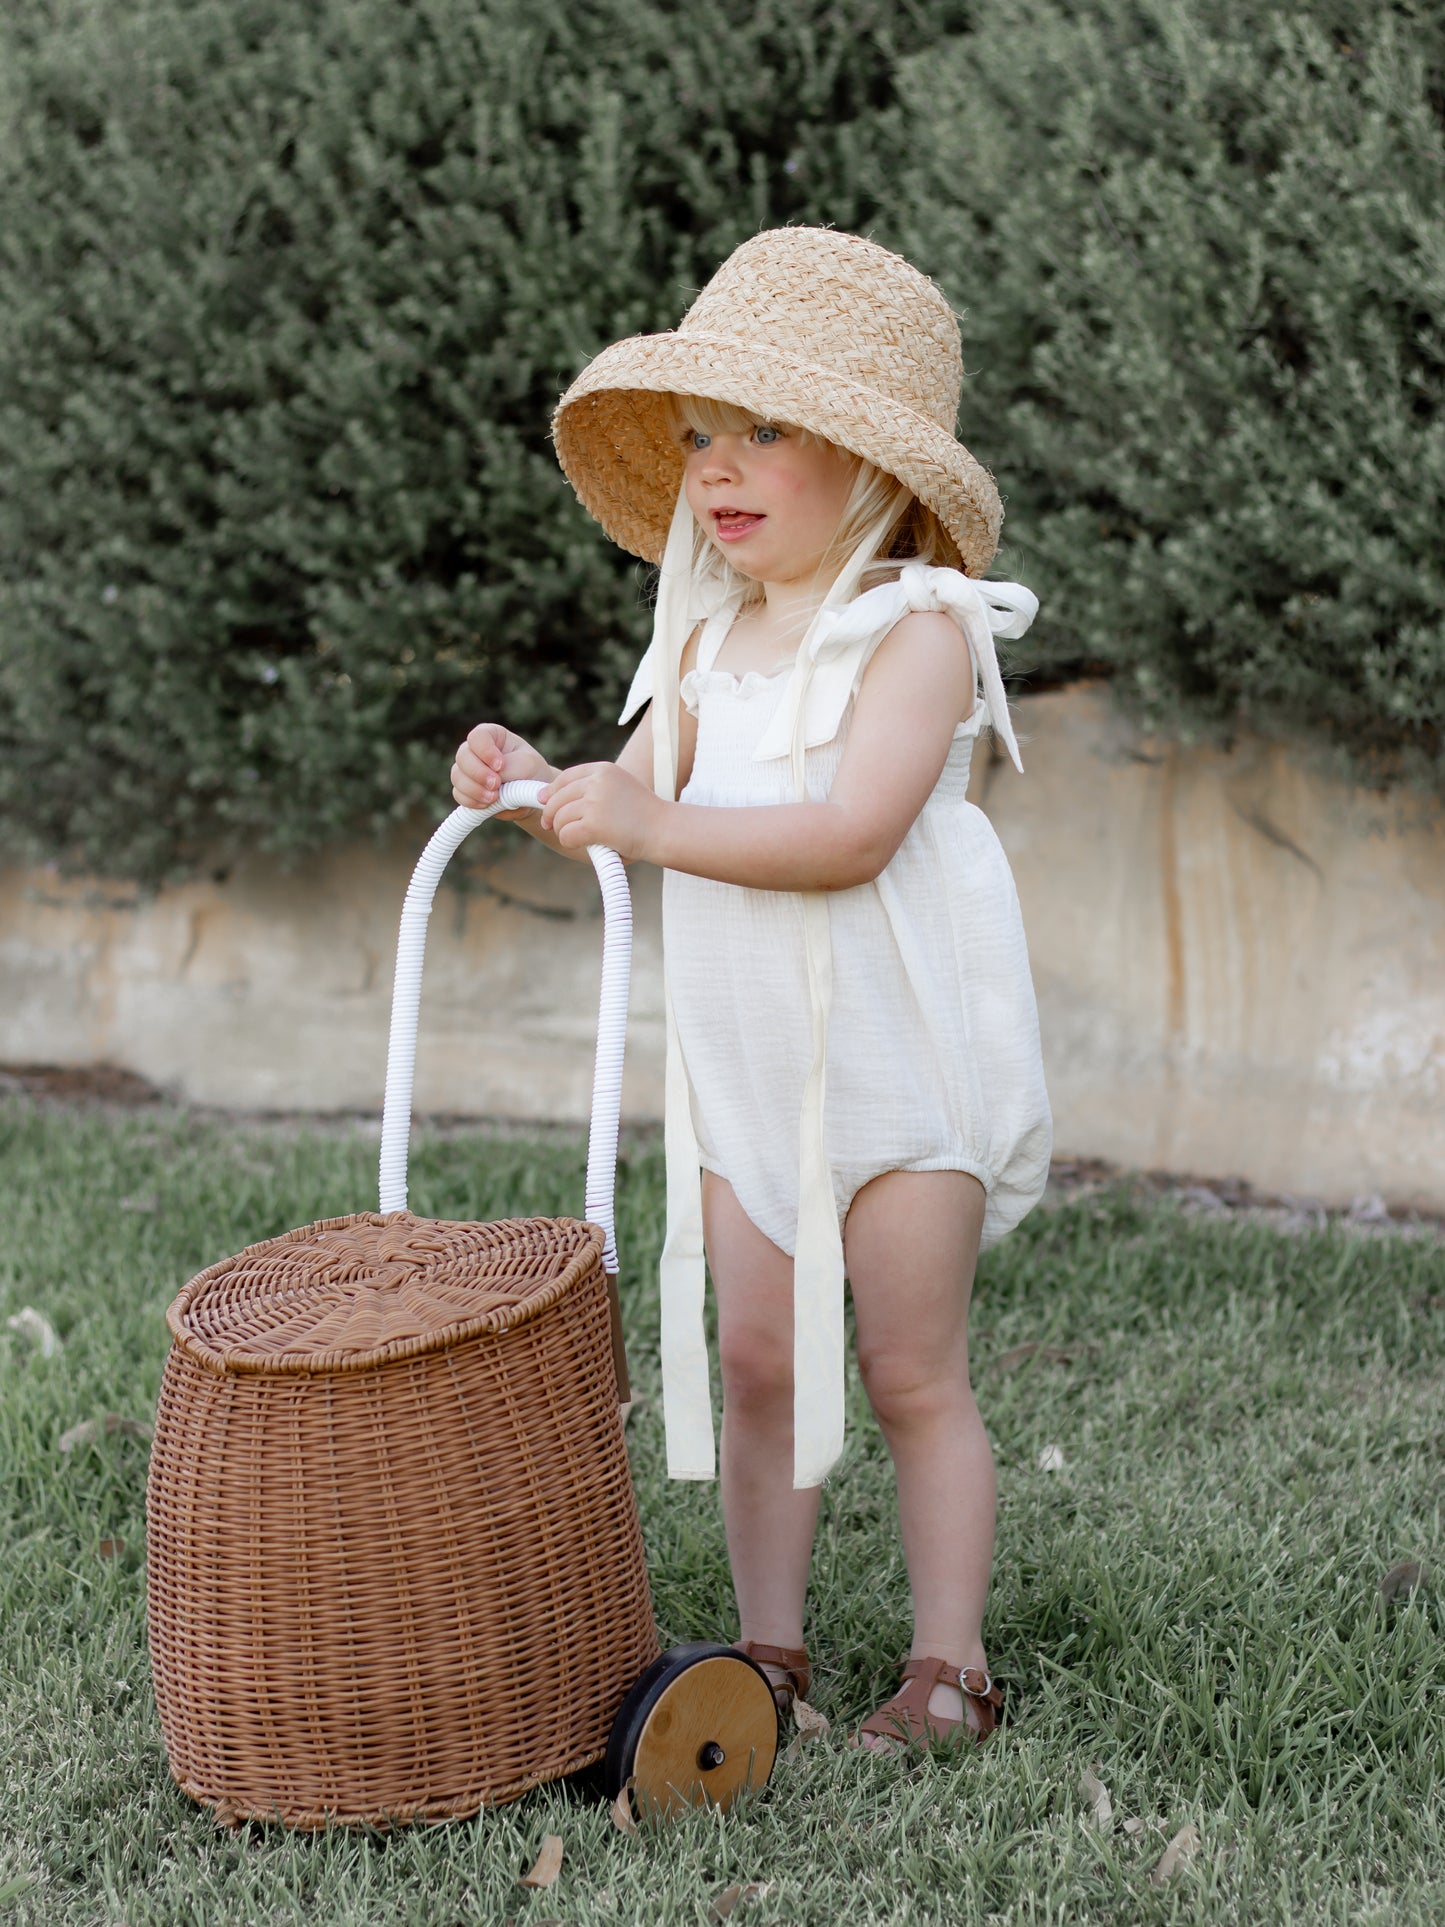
[736,1640,811,1702]
[859,1655,1003,1744]
[900,1655,1004,1715]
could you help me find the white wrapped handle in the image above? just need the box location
[377,782,632,1274]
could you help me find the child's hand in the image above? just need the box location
[451,724,550,820]
[539,762,662,861]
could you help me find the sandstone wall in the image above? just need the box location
[3,684,1440,1209]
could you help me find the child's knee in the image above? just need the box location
[858,1342,970,1433]
[718,1322,794,1416]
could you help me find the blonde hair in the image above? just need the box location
[664,394,950,613]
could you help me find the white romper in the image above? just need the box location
[620,563,1052,1489]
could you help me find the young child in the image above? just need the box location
[451,228,1051,1752]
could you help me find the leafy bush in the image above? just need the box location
[5,0,1442,885]
[0,0,966,880]
[901,1,1445,789]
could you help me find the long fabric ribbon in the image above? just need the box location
[651,495,717,1477]
[777,526,886,1487]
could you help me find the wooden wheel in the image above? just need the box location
[605,1642,779,1816]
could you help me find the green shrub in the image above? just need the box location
[901,1,1445,789]
[0,0,967,880]
[7,0,1441,884]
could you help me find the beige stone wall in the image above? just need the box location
[984,688,1443,1211]
[0,826,667,1123]
[3,683,1441,1209]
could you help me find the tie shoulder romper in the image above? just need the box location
[620,563,1053,1484]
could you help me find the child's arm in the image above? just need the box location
[539,610,974,891]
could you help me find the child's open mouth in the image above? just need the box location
[712,509,765,542]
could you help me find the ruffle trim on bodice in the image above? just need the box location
[679,664,791,713]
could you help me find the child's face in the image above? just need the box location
[680,418,859,586]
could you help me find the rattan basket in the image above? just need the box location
[146,790,659,1827]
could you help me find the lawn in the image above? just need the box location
[1,1096,1441,1925]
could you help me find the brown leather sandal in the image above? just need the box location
[734,1640,811,1720]
[852,1655,1003,1752]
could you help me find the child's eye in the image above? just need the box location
[753,424,782,444]
[687,430,711,451]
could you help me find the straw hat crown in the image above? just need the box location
[678,229,963,430]
[552,226,1001,575]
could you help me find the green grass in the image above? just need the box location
[1,1096,1441,1926]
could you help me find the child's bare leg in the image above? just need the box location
[845,1169,992,1744]
[703,1172,821,1670]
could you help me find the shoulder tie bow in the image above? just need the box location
[750,563,1037,767]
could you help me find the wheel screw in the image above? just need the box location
[698,1741,726,1769]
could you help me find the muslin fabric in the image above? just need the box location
[623,565,1052,1488]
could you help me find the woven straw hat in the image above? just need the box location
[552,227,1002,577]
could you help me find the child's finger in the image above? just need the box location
[450,752,498,806]
[456,755,505,809]
[550,799,585,848]
[456,740,499,781]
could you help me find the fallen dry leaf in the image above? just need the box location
[518,1834,563,1889]
[1037,1444,1066,1473]
[59,1414,155,1454]
[1347,1193,1390,1224]
[1379,1561,1425,1604]
[1150,1824,1201,1886]
[1179,1186,1225,1213]
[97,1538,125,1559]
[1080,1764,1112,1829]
[794,1697,830,1741]
[1122,1816,1145,1838]
[993,1341,1096,1373]
[7,1308,60,1357]
[707,1882,773,1922]
[610,1778,638,1833]
[782,1695,831,1763]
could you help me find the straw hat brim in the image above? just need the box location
[551,329,1002,577]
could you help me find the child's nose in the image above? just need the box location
[699,436,745,481]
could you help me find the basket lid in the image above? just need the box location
[166,1212,605,1374]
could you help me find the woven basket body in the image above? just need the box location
[147,1210,657,1828]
